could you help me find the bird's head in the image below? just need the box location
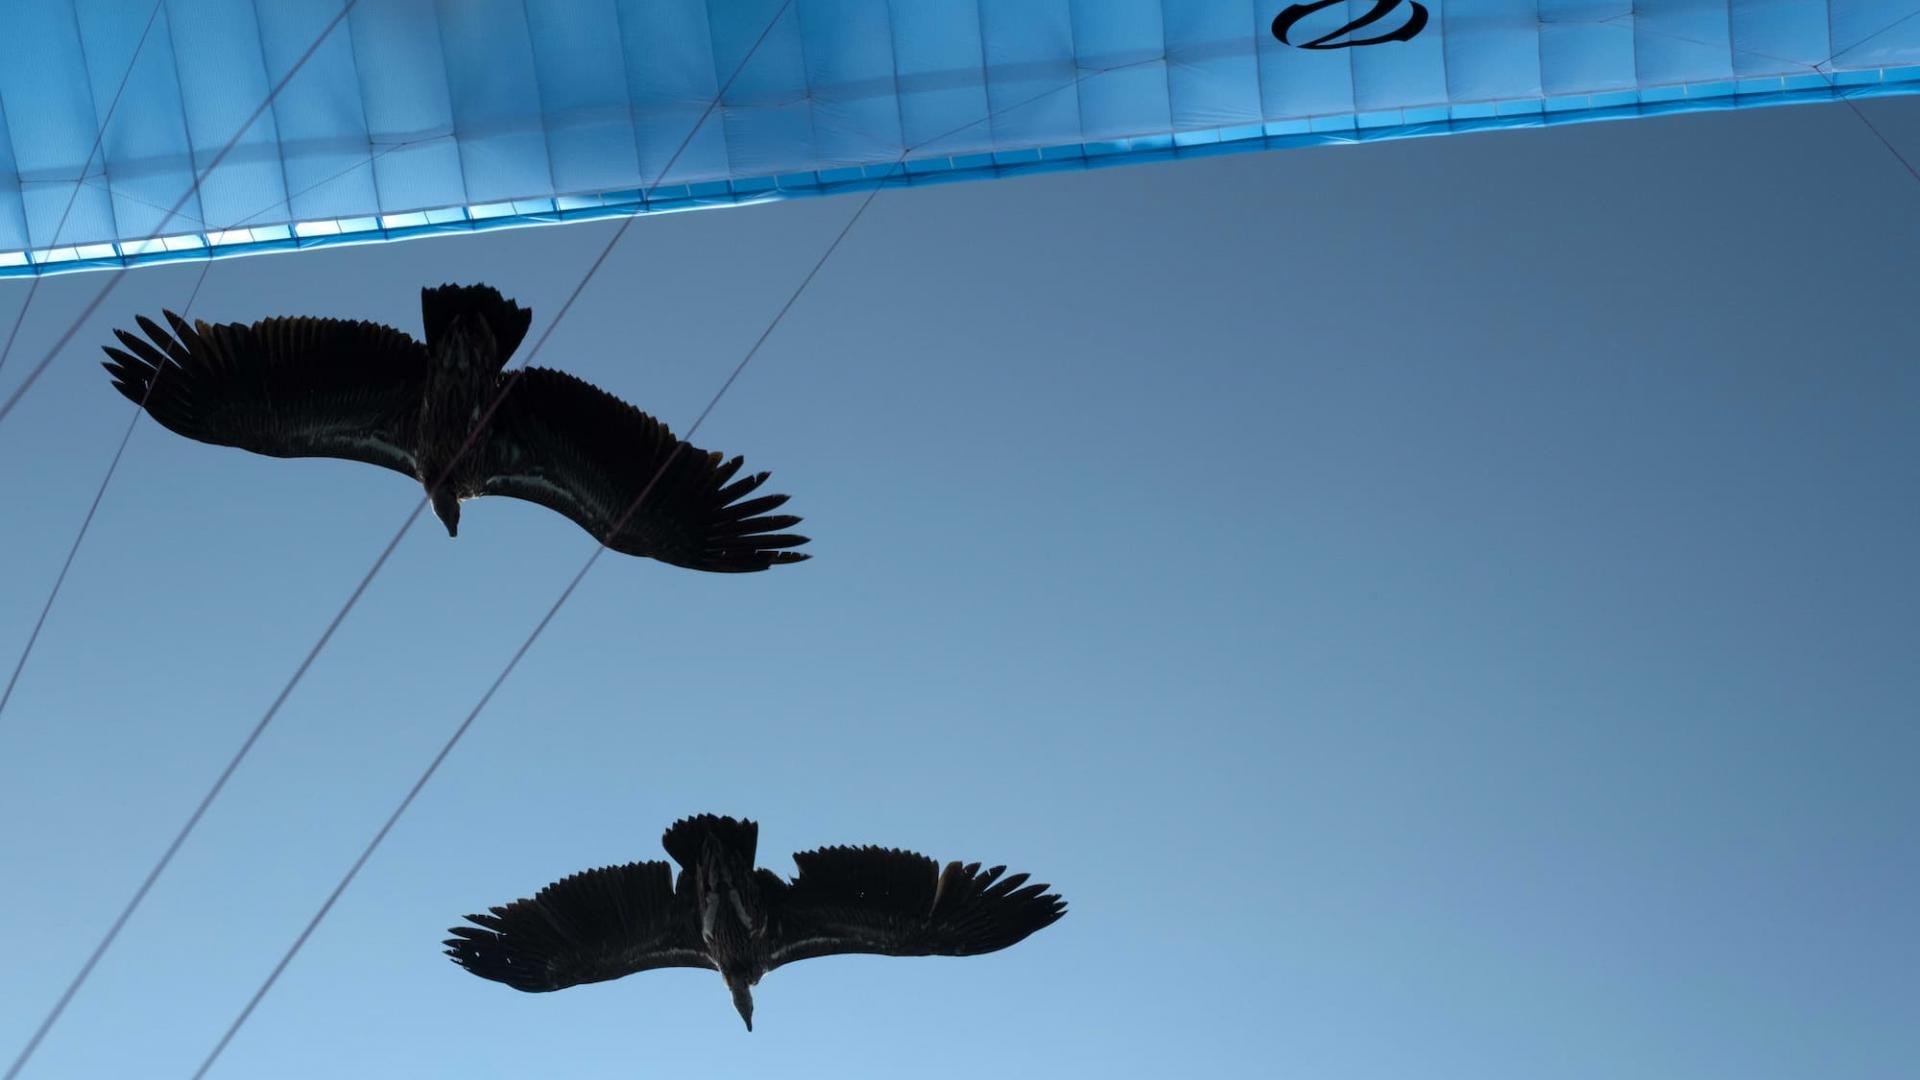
[430,486,461,538]
[723,969,755,1032]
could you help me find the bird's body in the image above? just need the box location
[445,814,1066,1030]
[410,288,523,534]
[102,284,808,572]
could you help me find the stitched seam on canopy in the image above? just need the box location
[66,1,120,248]
[337,1,387,222]
[245,0,296,232]
[516,0,562,204]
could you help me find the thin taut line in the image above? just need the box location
[0,0,363,431]
[0,4,369,1076]
[1595,13,1920,192]
[0,5,800,1077]
[0,138,430,729]
[0,0,176,721]
[0,0,166,381]
[188,52,1168,1076]
[1840,97,1920,187]
[193,156,893,1080]
[0,260,213,723]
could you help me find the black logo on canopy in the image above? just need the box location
[1272,0,1430,49]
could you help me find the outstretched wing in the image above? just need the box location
[768,846,1066,969]
[101,311,427,477]
[445,860,711,992]
[477,366,810,572]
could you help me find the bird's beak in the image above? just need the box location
[430,488,460,538]
[730,983,754,1032]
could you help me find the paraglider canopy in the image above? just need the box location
[1,0,1916,276]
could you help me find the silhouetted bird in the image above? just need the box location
[445,814,1066,1031]
[101,284,808,572]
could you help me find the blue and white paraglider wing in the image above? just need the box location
[0,0,1915,275]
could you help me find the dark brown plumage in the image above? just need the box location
[445,814,1066,1031]
[100,284,809,572]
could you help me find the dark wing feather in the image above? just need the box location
[768,846,1066,969]
[477,367,810,572]
[100,310,427,477]
[445,860,710,992]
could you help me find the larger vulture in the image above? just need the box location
[101,284,808,573]
[445,814,1066,1030]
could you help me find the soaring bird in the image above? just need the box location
[101,284,808,572]
[445,814,1066,1031]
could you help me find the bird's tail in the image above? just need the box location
[662,814,758,871]
[420,282,532,363]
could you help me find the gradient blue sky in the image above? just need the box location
[2,95,1917,1079]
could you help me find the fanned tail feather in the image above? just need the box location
[662,814,759,871]
[421,283,532,362]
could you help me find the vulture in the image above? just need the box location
[101,284,809,572]
[445,814,1066,1031]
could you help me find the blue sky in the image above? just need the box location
[1,96,1917,1078]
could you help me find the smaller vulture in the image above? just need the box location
[445,814,1066,1030]
[101,284,808,572]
